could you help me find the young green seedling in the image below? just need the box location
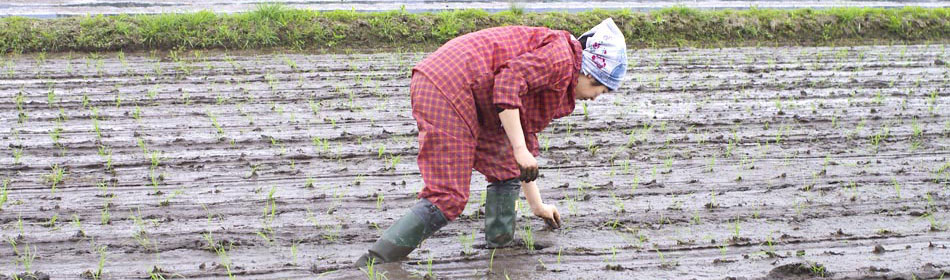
[375,193,384,211]
[0,179,8,210]
[289,240,300,266]
[521,224,535,251]
[360,256,387,280]
[45,213,59,229]
[133,105,142,121]
[45,164,67,194]
[93,244,107,280]
[891,178,902,200]
[47,87,57,107]
[12,146,22,164]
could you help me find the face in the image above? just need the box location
[574,73,610,101]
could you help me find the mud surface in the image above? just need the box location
[3,1,950,18]
[0,45,949,279]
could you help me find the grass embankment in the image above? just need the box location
[1,5,949,54]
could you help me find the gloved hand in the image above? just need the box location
[533,203,562,229]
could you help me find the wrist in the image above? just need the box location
[512,145,529,153]
[529,202,545,215]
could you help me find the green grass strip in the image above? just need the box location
[2,4,950,54]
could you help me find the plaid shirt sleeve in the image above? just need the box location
[492,39,571,110]
[526,132,540,156]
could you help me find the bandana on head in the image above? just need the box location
[580,18,627,91]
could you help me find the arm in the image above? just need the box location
[499,109,560,228]
[499,108,537,182]
[521,180,543,213]
[522,180,562,229]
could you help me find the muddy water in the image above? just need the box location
[3,0,950,18]
[0,45,948,279]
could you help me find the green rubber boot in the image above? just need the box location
[485,178,520,248]
[355,199,448,267]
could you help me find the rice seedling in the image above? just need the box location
[92,118,102,140]
[288,239,300,265]
[0,179,8,210]
[311,136,330,153]
[872,90,885,105]
[159,188,183,207]
[582,102,589,120]
[386,153,402,170]
[45,163,67,194]
[806,261,827,277]
[71,214,85,237]
[44,213,59,229]
[47,87,57,107]
[92,244,107,280]
[14,91,27,123]
[12,242,38,273]
[12,145,23,164]
[203,232,236,279]
[101,204,111,225]
[706,155,717,173]
[489,248,496,272]
[458,230,475,255]
[891,178,902,199]
[521,224,535,251]
[655,245,677,268]
[412,255,435,279]
[280,55,298,71]
[49,122,63,147]
[910,117,922,151]
[303,176,316,189]
[269,137,286,155]
[207,111,224,135]
[586,135,600,156]
[146,87,158,101]
[718,241,728,256]
[868,124,890,153]
[182,91,192,105]
[375,192,384,211]
[247,164,260,178]
[732,216,742,241]
[360,256,388,280]
[114,91,122,108]
[136,137,149,155]
[149,150,163,171]
[98,145,113,170]
[919,212,945,231]
[928,89,938,115]
[130,212,156,252]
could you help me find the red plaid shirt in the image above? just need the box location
[410,26,582,219]
[414,26,582,157]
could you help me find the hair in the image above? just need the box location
[580,68,605,87]
[577,33,593,49]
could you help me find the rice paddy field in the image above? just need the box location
[0,44,949,279]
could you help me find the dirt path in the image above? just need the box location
[0,45,948,279]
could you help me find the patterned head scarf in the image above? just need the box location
[579,18,627,91]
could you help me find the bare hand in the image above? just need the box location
[533,203,562,229]
[514,148,538,182]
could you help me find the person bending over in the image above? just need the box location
[357,18,628,266]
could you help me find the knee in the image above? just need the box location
[421,195,469,221]
[413,199,448,230]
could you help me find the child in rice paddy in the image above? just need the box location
[357,18,628,266]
